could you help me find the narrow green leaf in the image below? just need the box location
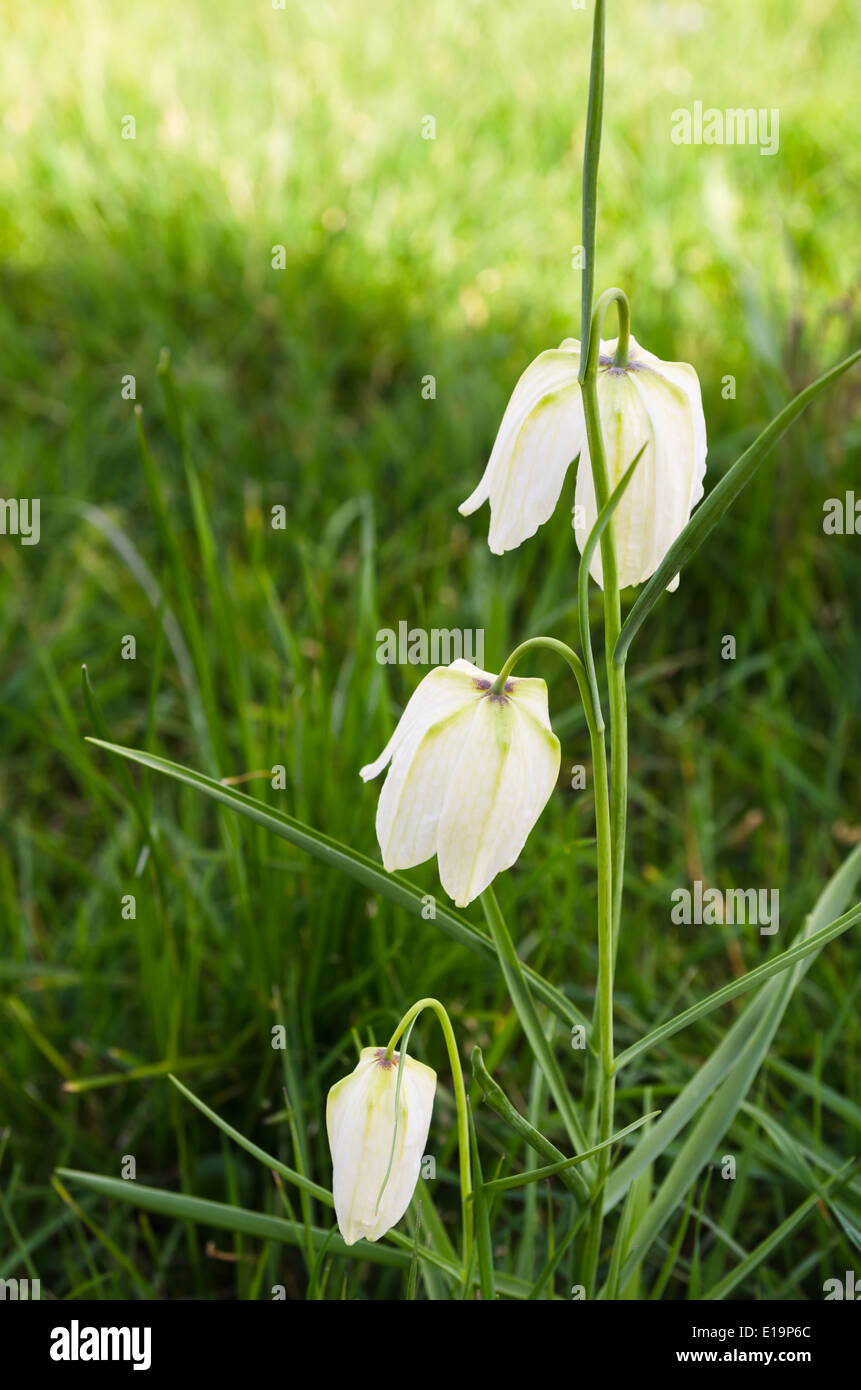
[56,1168,533,1298]
[471,1045,590,1204]
[55,1169,408,1269]
[702,1159,857,1300]
[84,738,585,1031]
[168,1074,333,1207]
[605,843,861,1222]
[614,903,861,1072]
[614,348,861,667]
[482,1110,659,1195]
[480,885,593,1169]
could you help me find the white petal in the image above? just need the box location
[363,661,500,873]
[435,689,560,906]
[359,661,478,782]
[627,337,707,514]
[459,347,584,554]
[573,341,707,591]
[628,369,700,585]
[575,368,654,588]
[374,699,477,873]
[502,675,555,732]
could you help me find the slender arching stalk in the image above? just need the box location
[385,997,473,1276]
[492,634,591,712]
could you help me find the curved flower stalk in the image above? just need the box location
[459,334,707,590]
[326,1046,436,1246]
[360,658,560,907]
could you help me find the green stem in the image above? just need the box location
[582,287,631,380]
[580,293,631,960]
[577,638,614,1295]
[577,0,627,1296]
[579,0,606,355]
[491,626,618,1295]
[386,997,473,1275]
[492,635,590,709]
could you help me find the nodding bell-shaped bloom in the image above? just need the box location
[459,334,707,589]
[326,1046,436,1245]
[360,658,560,907]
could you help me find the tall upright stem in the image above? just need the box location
[579,0,606,355]
[577,0,628,1294]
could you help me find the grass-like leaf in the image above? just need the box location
[55,1168,409,1269]
[614,902,861,1071]
[614,347,861,667]
[84,737,585,1031]
[608,845,861,1288]
[481,1109,659,1195]
[605,843,861,1234]
[702,1159,857,1300]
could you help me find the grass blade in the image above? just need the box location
[614,348,861,667]
[605,843,861,1224]
[168,1074,333,1207]
[55,1169,409,1269]
[84,737,585,1031]
[614,902,861,1072]
[467,1102,496,1300]
[482,1110,659,1195]
[702,1159,857,1300]
[480,885,593,1167]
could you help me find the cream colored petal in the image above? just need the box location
[652,360,707,513]
[435,694,560,906]
[459,347,583,554]
[504,675,555,732]
[628,368,699,584]
[359,661,478,782]
[574,369,654,589]
[573,343,707,592]
[627,338,707,513]
[368,660,497,871]
[374,699,478,873]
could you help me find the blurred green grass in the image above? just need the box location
[0,0,859,1298]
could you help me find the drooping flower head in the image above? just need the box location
[459,334,707,589]
[327,1046,436,1245]
[360,658,560,907]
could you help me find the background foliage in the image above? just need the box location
[1,0,859,1298]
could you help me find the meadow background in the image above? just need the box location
[1,0,859,1299]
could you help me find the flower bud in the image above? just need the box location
[360,659,560,907]
[326,1047,436,1245]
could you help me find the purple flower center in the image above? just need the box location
[374,1049,398,1069]
[598,354,644,375]
[473,677,515,703]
